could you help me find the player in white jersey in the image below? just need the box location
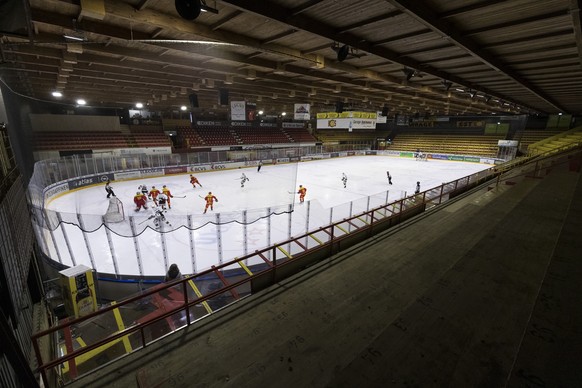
[240,173,250,188]
[341,173,348,188]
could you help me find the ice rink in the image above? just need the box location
[44,155,491,277]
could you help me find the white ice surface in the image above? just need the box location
[43,156,491,276]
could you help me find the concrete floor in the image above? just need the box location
[68,156,582,388]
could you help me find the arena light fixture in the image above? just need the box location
[135,102,144,109]
[51,91,63,97]
[258,110,264,115]
[63,34,84,42]
[441,80,452,91]
[76,99,86,105]
[281,112,286,116]
[180,105,187,111]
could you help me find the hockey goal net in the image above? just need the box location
[104,197,125,223]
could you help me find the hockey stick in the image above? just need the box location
[173,195,187,198]
[138,216,155,225]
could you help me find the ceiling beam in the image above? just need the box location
[464,10,569,36]
[438,0,508,19]
[211,10,244,31]
[135,0,153,12]
[386,0,566,112]
[337,10,401,34]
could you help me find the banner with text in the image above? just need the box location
[294,104,310,120]
[230,101,246,121]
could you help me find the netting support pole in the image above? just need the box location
[76,213,97,270]
[216,213,223,265]
[129,216,144,276]
[243,210,248,256]
[305,201,310,248]
[46,211,63,265]
[187,215,197,274]
[102,216,120,276]
[287,204,293,254]
[160,223,169,273]
[329,206,333,225]
[266,207,272,260]
[57,213,76,267]
[348,201,353,232]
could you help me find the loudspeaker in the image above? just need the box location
[337,45,349,62]
[381,106,389,116]
[175,0,202,21]
[335,101,344,113]
[189,93,199,108]
[219,89,229,106]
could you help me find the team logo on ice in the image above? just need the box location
[328,119,337,127]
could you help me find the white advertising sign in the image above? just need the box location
[230,101,246,121]
[294,104,310,120]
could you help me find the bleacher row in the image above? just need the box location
[33,126,569,158]
[177,126,317,148]
[33,126,318,151]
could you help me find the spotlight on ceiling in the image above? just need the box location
[331,42,350,62]
[403,68,416,81]
[175,0,218,20]
[337,45,349,62]
[441,80,452,91]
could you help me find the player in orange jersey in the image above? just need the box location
[189,174,203,188]
[133,192,148,211]
[203,192,218,214]
[297,185,307,203]
[149,185,160,205]
[161,185,174,209]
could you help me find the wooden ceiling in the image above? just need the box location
[1,0,581,117]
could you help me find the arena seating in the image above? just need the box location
[525,126,582,155]
[513,128,565,153]
[33,131,129,151]
[282,127,317,143]
[176,126,206,148]
[391,132,501,157]
[235,127,290,144]
[195,126,240,146]
[129,126,172,147]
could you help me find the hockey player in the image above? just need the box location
[240,173,250,188]
[162,185,174,209]
[297,185,307,203]
[157,193,169,210]
[387,171,393,185]
[149,186,160,205]
[341,173,348,188]
[257,160,262,173]
[139,184,148,195]
[415,181,421,194]
[189,174,203,188]
[105,180,115,198]
[134,191,148,211]
[203,192,218,214]
[149,208,171,229]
